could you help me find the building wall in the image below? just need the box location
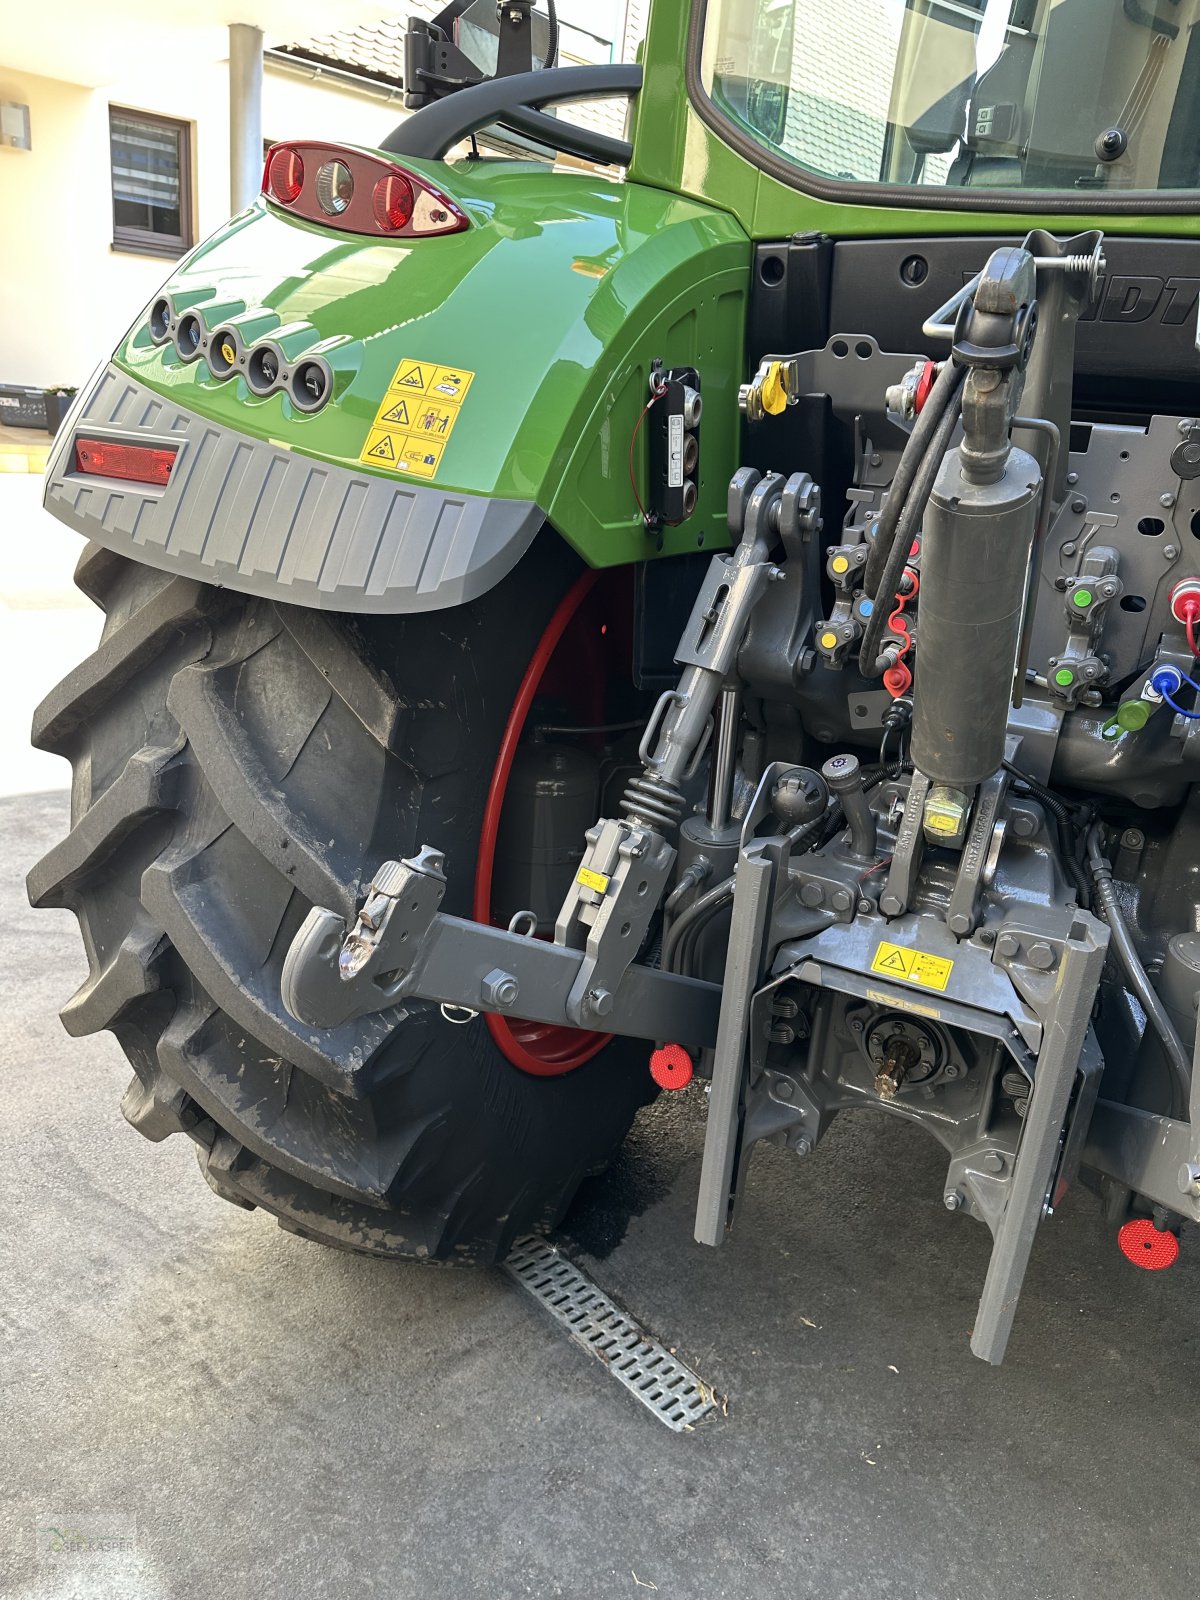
[0,59,413,389]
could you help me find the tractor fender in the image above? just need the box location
[43,159,749,613]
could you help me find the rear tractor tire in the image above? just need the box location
[28,539,652,1262]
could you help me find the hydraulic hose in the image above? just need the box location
[1087,824,1191,1118]
[662,807,837,975]
[862,356,963,601]
[859,369,966,678]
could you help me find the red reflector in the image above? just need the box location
[1117,1217,1180,1270]
[74,438,177,487]
[650,1043,693,1091]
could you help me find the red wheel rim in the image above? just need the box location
[473,569,614,1077]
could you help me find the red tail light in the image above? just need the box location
[265,145,304,205]
[261,142,468,238]
[74,438,177,487]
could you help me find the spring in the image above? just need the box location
[620,773,685,831]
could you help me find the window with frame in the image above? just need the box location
[109,107,193,257]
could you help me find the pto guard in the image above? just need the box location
[42,157,749,613]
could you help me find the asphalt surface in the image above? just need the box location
[2,504,1197,1596]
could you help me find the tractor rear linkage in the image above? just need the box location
[282,233,1200,1364]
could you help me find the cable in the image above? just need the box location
[1188,614,1199,657]
[1161,687,1200,720]
[1087,824,1191,1119]
[545,0,559,68]
[858,370,965,677]
[863,355,962,599]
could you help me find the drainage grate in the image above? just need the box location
[504,1236,719,1432]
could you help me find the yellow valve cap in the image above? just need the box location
[760,361,788,416]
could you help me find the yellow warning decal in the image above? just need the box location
[576,867,610,894]
[870,941,954,992]
[359,356,476,476]
[362,428,401,463]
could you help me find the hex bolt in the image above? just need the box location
[995,932,1022,960]
[1061,541,1077,557]
[1066,471,1079,486]
[586,987,614,1018]
[1178,1162,1200,1198]
[791,1134,813,1156]
[1010,812,1038,839]
[857,898,874,915]
[944,1190,964,1212]
[980,1150,1005,1175]
[830,888,853,913]
[800,882,826,908]
[879,892,903,918]
[775,1078,794,1100]
[947,912,972,937]
[1026,941,1057,971]
[482,968,520,1008]
[1161,493,1176,509]
[1071,498,1086,514]
[1164,545,1178,560]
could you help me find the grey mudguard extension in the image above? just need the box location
[42,364,543,614]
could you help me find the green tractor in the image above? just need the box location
[30,0,1200,1363]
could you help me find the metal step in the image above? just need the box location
[504,1237,719,1432]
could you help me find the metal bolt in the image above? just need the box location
[944,1190,964,1212]
[481,968,520,1008]
[586,987,614,1018]
[1120,828,1145,851]
[850,1018,864,1033]
[977,929,996,946]
[1161,493,1176,508]
[1066,471,1079,486]
[1010,813,1037,839]
[1061,541,1077,557]
[857,898,874,915]
[1027,941,1056,971]
[774,1078,794,1100]
[995,932,1021,960]
[769,566,787,583]
[947,912,972,937]
[942,1062,961,1080]
[1178,1162,1200,1198]
[800,882,825,908]
[879,893,903,918]
[1164,545,1178,560]
[791,1134,813,1156]
[830,888,853,913]
[980,1150,1005,1175]
[1071,498,1086,514]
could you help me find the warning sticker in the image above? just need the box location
[389,359,430,391]
[394,436,445,479]
[870,941,954,992]
[378,397,413,427]
[409,398,458,440]
[362,428,403,463]
[359,355,476,477]
[428,365,474,403]
[576,867,610,895]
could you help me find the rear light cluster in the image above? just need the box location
[262,142,469,239]
[147,297,334,413]
[74,438,177,487]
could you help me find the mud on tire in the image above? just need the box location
[28,539,651,1262]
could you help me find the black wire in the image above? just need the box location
[859,372,965,678]
[545,0,559,68]
[862,356,962,600]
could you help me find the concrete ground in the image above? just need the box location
[2,487,1196,1599]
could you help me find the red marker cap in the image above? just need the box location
[650,1043,694,1091]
